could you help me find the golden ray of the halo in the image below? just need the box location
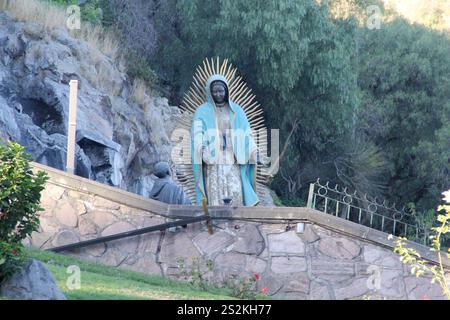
[234,89,253,105]
[208,58,213,75]
[250,120,265,128]
[192,78,205,94]
[243,101,260,112]
[230,81,246,98]
[188,85,203,99]
[248,114,264,122]
[186,92,202,107]
[210,58,215,74]
[239,94,256,108]
[193,77,206,96]
[235,92,251,106]
[208,58,215,75]
[180,105,195,115]
[251,120,266,128]
[181,98,196,110]
[205,58,212,75]
[230,77,245,90]
[203,60,212,78]
[246,107,262,117]
[249,118,265,126]
[220,59,228,75]
[214,57,218,74]
[224,63,235,81]
[227,68,237,83]
[196,67,208,84]
[247,109,264,117]
[252,124,266,131]
[234,86,252,100]
[229,76,242,90]
[182,92,196,105]
[190,81,203,95]
[188,90,204,106]
[250,115,265,123]
[216,57,220,75]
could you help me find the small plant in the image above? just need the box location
[222,272,267,300]
[176,257,268,300]
[177,257,214,291]
[0,241,25,283]
[392,189,450,299]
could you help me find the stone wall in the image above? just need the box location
[30,162,449,300]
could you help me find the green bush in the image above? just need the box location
[0,142,48,283]
[43,0,103,25]
[124,49,159,88]
[0,242,25,283]
[0,142,48,242]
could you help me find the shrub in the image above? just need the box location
[177,257,268,300]
[393,190,450,299]
[0,142,48,243]
[0,241,26,283]
[0,142,48,283]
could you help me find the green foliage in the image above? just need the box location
[357,19,450,210]
[0,142,48,283]
[393,191,450,299]
[177,257,215,291]
[81,0,103,24]
[124,49,159,88]
[221,275,259,300]
[0,142,48,243]
[176,257,268,300]
[43,0,77,6]
[0,242,25,284]
[43,0,103,24]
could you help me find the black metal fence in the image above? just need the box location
[307,179,447,247]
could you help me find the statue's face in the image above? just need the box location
[211,83,226,104]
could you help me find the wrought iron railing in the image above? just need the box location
[306,179,446,247]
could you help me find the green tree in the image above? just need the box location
[357,19,450,210]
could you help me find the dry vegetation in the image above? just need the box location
[0,0,151,101]
[130,78,150,108]
[0,0,119,60]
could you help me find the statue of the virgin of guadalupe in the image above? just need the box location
[173,58,272,206]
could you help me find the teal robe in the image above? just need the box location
[191,74,259,206]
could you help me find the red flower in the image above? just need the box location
[12,249,17,256]
[254,273,260,280]
[261,287,268,294]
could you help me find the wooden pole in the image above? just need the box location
[201,197,214,235]
[66,80,78,175]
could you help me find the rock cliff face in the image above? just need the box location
[0,11,177,197]
[0,10,273,205]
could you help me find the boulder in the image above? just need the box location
[0,259,66,300]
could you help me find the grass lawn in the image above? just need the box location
[26,249,236,300]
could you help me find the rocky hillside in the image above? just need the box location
[0,10,274,205]
[0,11,178,197]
